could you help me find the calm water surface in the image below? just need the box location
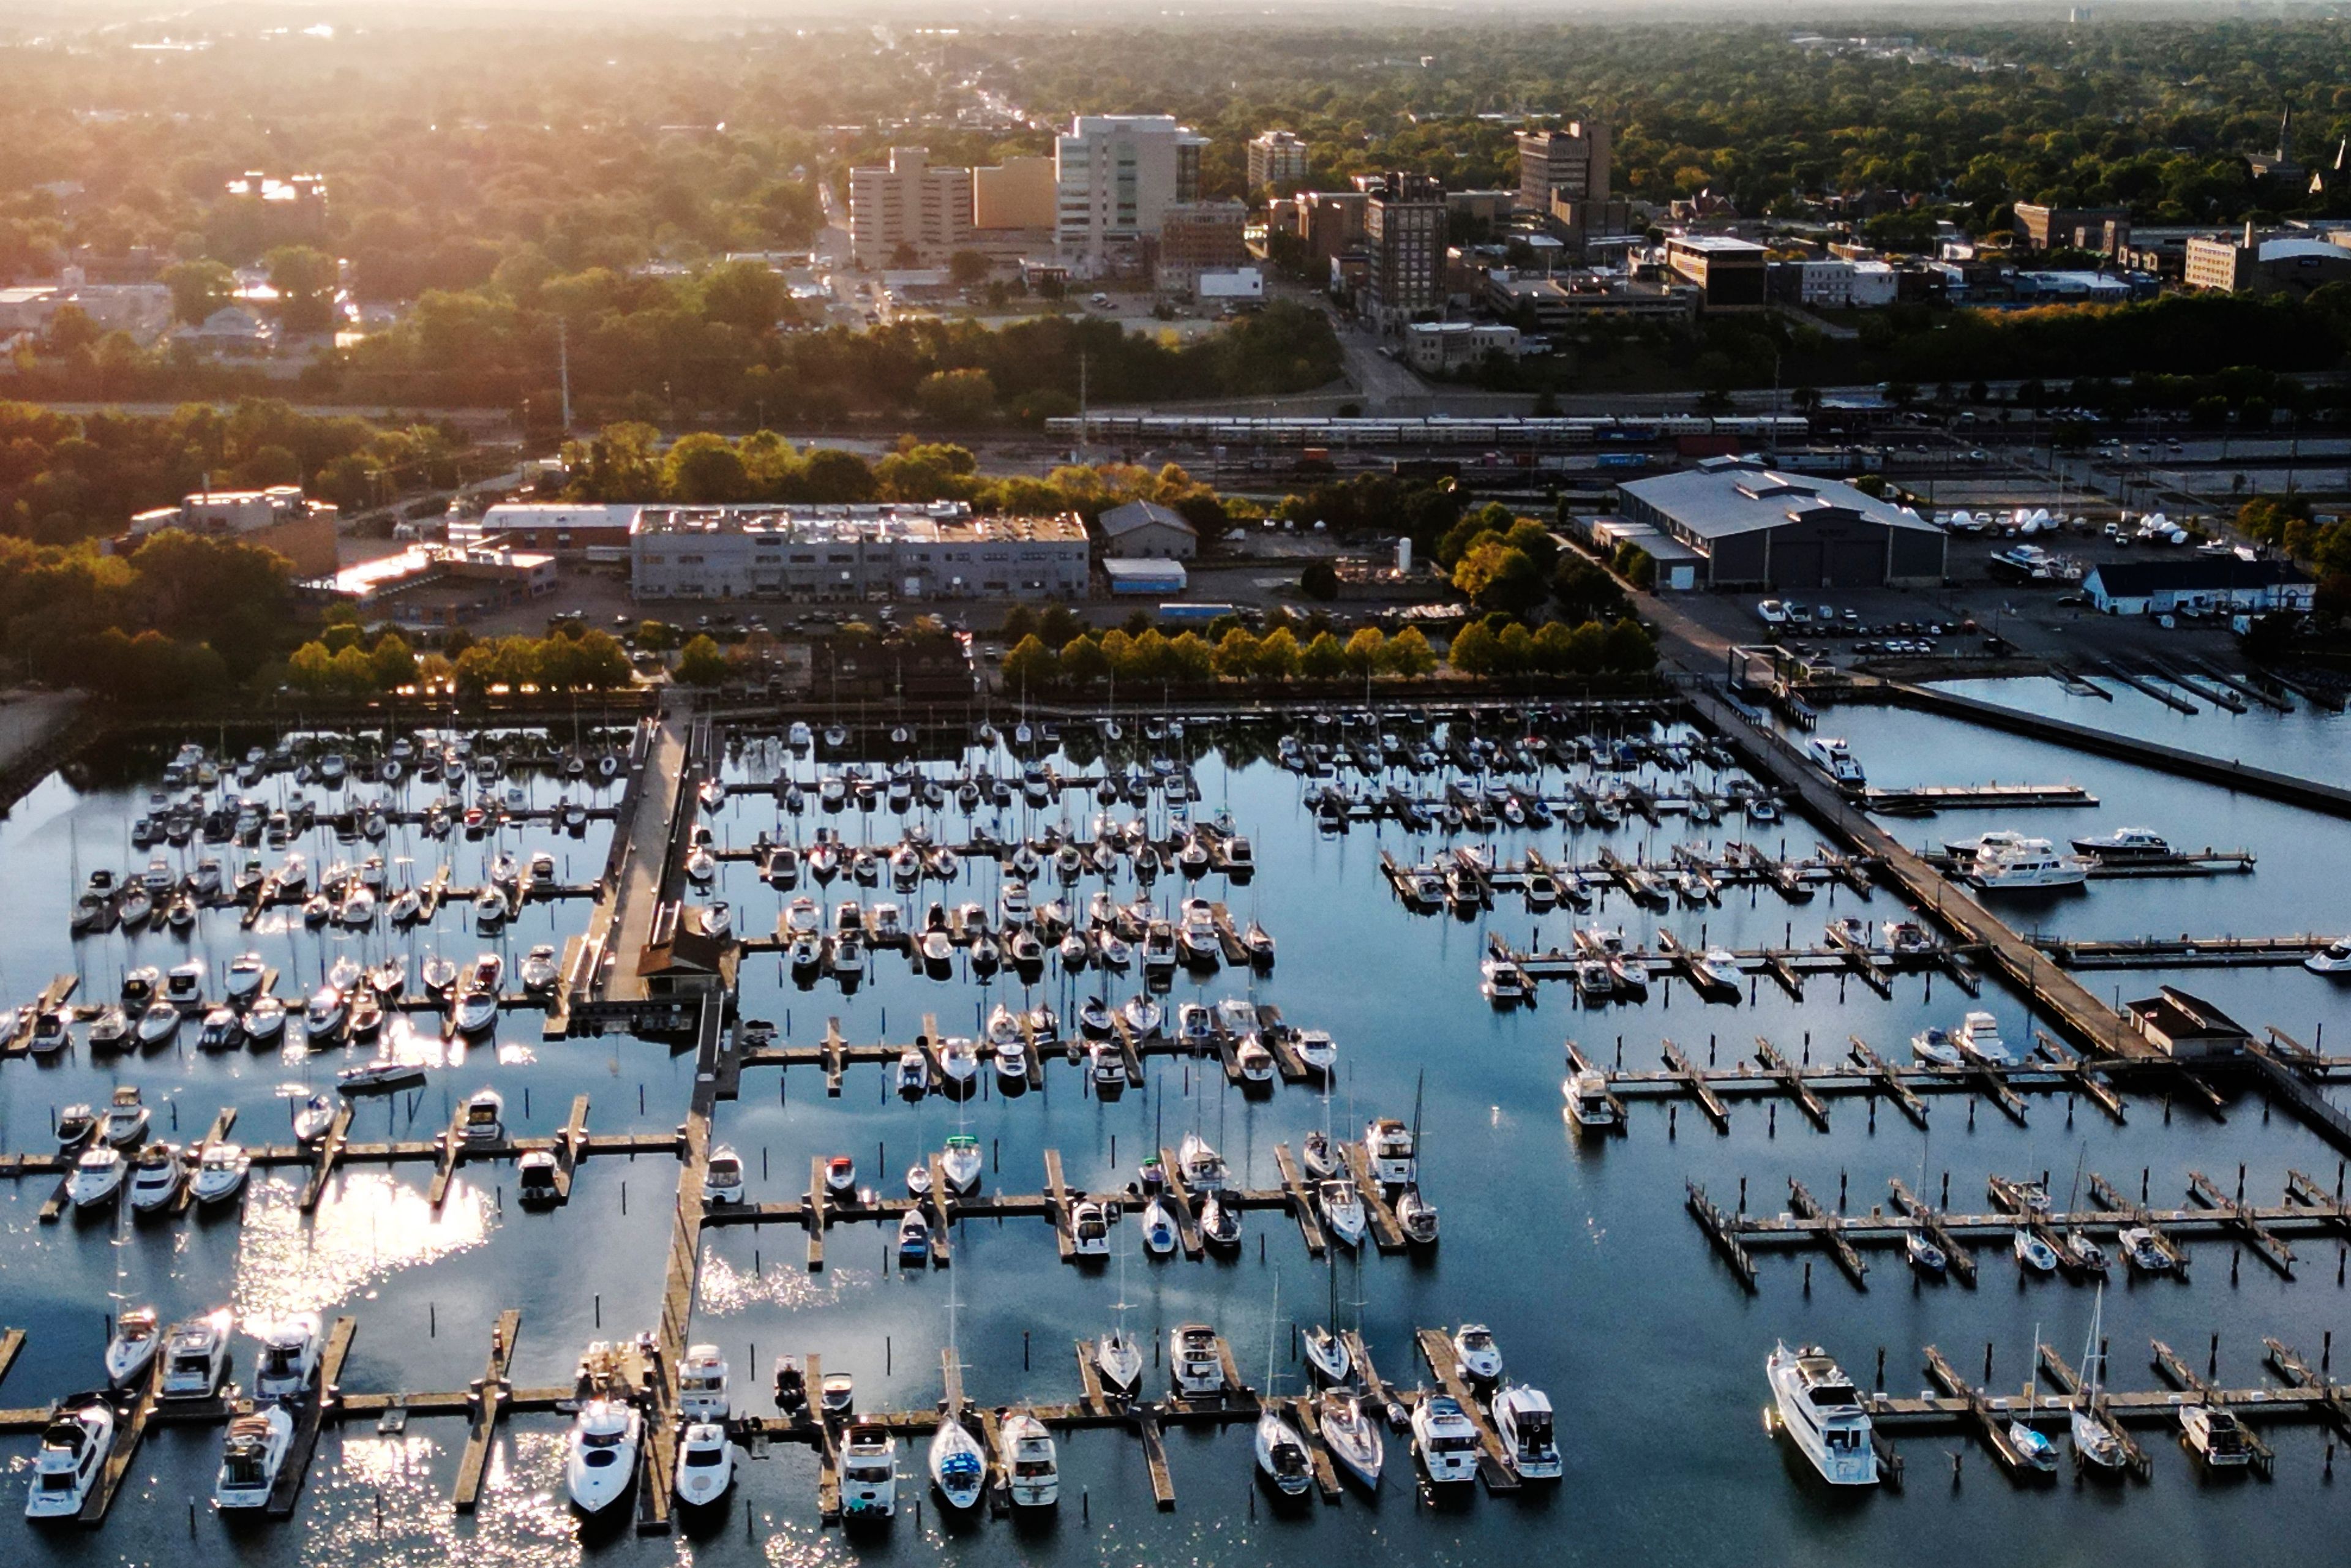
[1,697,2347,1567]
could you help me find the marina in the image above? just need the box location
[1,684,2349,1563]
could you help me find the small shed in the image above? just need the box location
[1098,499,1199,560]
[1103,558,1188,596]
[2125,985,2251,1059]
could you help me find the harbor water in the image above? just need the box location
[0,691,2347,1567]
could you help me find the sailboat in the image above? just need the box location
[929,1277,988,1511]
[2007,1324,2060,1473]
[2069,1285,2129,1471]
[1303,1247,1351,1382]
[1253,1275,1313,1499]
[1095,1236,1144,1398]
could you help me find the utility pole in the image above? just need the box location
[557,318,573,436]
[1077,347,1089,466]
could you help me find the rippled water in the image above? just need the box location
[1,700,2348,1566]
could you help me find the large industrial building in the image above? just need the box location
[1615,457,1946,589]
[629,503,1089,603]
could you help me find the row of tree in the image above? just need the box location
[1001,623,1444,691]
[286,625,634,699]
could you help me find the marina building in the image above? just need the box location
[461,501,641,562]
[2080,557,2314,617]
[124,486,340,577]
[1614,457,1946,590]
[628,503,1089,603]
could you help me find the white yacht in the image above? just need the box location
[1954,1011,2015,1067]
[2180,1403,2253,1467]
[940,1133,983,1193]
[1808,737,1867,789]
[460,1089,504,1144]
[1451,1324,1502,1383]
[67,1146,126,1210]
[1494,1385,1562,1479]
[564,1398,643,1514]
[1364,1117,1415,1186]
[1171,1324,1222,1396]
[1071,1199,1111,1256]
[106,1308,160,1387]
[127,1142,184,1214]
[703,1148,745,1207]
[212,1405,294,1510]
[1910,1026,1963,1068]
[839,1424,898,1518]
[1766,1342,1880,1485]
[1319,1178,1367,1248]
[253,1314,323,1401]
[673,1422,733,1509]
[1563,1068,1620,1127]
[100,1087,151,1148]
[998,1409,1059,1507]
[1254,1405,1313,1498]
[2305,937,2351,976]
[1410,1395,1482,1484]
[1177,1131,1227,1191]
[927,1417,986,1511]
[191,1142,251,1205]
[1316,1389,1384,1490]
[24,1399,113,1519]
[159,1313,231,1401]
[1968,836,2088,890]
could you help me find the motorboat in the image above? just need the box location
[293,1093,337,1142]
[191,1142,250,1204]
[453,977,500,1037]
[165,961,205,1006]
[225,953,268,1002]
[821,1373,857,1420]
[106,1308,160,1387]
[1071,1199,1111,1257]
[940,1134,981,1192]
[1451,1324,1502,1384]
[928,1417,986,1511]
[135,1000,182,1047]
[1397,1187,1440,1246]
[1302,1130,1339,1182]
[1766,1341,1879,1485]
[2070,825,2173,862]
[1954,1011,2014,1067]
[1254,1405,1313,1498]
[127,1142,182,1214]
[345,989,383,1041]
[771,1356,807,1414]
[338,1057,424,1094]
[824,1154,857,1196]
[460,1089,504,1144]
[1141,1196,1179,1255]
[839,1423,898,1519]
[1317,1389,1384,1490]
[1095,1330,1144,1397]
[56,1104,99,1151]
[101,1086,150,1147]
[253,1314,322,1401]
[1910,1026,1963,1068]
[1171,1324,1223,1396]
[1235,1032,1275,1085]
[122,965,160,1005]
[674,1421,734,1509]
[244,995,288,1046]
[302,986,347,1041]
[1563,1068,1620,1127]
[2119,1226,2173,1273]
[1411,1396,1482,1485]
[519,944,560,992]
[67,1146,125,1210]
[1177,1131,1226,1191]
[678,1345,730,1422]
[994,1035,1029,1089]
[1364,1117,1415,1186]
[564,1398,643,1514]
[2014,1229,2060,1274]
[1200,1193,1242,1250]
[212,1404,294,1510]
[997,1409,1059,1507]
[898,1210,933,1265]
[24,1398,113,1519]
[88,1007,132,1051]
[1907,1228,1949,1275]
[516,1150,560,1206]
[1319,1178,1367,1248]
[1494,1385,1562,1479]
[2306,937,2351,976]
[1969,836,2088,890]
[2181,1403,2252,1467]
[2063,1229,2109,1272]
[159,1313,231,1401]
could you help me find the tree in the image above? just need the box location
[160,260,237,325]
[1167,631,1213,683]
[663,433,749,503]
[265,246,338,333]
[1000,605,1039,641]
[1452,541,1545,615]
[1448,620,1501,675]
[288,640,335,693]
[915,369,998,426]
[1343,626,1385,676]
[1060,634,1111,686]
[1002,633,1057,693]
[698,260,787,334]
[369,632,417,689]
[1436,502,1512,568]
[1253,626,1300,681]
[676,634,727,686]
[1299,561,1338,601]
[1502,517,1558,575]
[1553,557,1627,622]
[1602,617,1657,673]
[948,250,991,288]
[1300,630,1347,680]
[1381,626,1436,677]
[1212,626,1259,679]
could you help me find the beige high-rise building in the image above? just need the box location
[1055,114,1209,277]
[847,148,973,264]
[973,156,1058,231]
[1247,130,1311,196]
[1517,122,1612,234]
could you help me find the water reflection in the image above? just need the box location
[234,1171,495,1323]
[693,1254,872,1316]
[306,1432,577,1568]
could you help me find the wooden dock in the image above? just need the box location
[265,1315,357,1517]
[79,1362,157,1524]
[1921,1345,2038,1473]
[299,1101,354,1212]
[1272,1142,1328,1258]
[1785,1177,1867,1287]
[452,1309,522,1512]
[1659,1040,1731,1131]
[1412,1328,1520,1492]
[2040,932,2325,969]
[2035,1341,2152,1476]
[2150,1337,2276,1473]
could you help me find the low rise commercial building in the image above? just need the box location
[1404,320,1523,373]
[1488,268,1696,324]
[972,156,1057,232]
[1155,200,1250,294]
[125,486,340,576]
[318,544,558,628]
[2183,229,2351,298]
[630,503,1089,602]
[1663,235,1768,310]
[2014,203,2131,255]
[1616,457,1946,589]
[462,501,640,562]
[1097,499,1198,560]
[2081,557,2314,617]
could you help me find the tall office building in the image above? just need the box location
[1365,173,1448,324]
[847,148,973,264]
[1517,121,1613,242]
[1054,114,1209,276]
[1247,130,1311,196]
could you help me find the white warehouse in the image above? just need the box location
[629,502,1091,603]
